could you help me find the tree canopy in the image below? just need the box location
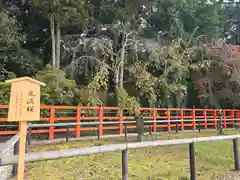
[0,0,239,110]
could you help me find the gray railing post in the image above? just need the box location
[233,138,239,171]
[198,121,201,132]
[66,126,69,142]
[97,124,100,139]
[149,124,152,135]
[176,123,179,133]
[189,142,196,180]
[27,127,32,145]
[124,123,127,140]
[12,140,19,177]
[122,149,128,180]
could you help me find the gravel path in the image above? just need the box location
[217,171,240,180]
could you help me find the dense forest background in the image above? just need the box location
[1,0,240,111]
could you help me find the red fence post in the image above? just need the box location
[49,106,55,140]
[76,106,81,137]
[237,110,240,125]
[203,109,207,129]
[180,109,184,131]
[153,109,157,133]
[98,106,103,136]
[167,109,171,132]
[213,110,217,129]
[192,108,196,130]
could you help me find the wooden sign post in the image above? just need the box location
[6,77,46,180]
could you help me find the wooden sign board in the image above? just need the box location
[6,77,46,122]
[6,77,45,180]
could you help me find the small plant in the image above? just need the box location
[217,109,224,135]
[0,82,11,105]
[36,64,77,105]
[116,87,140,115]
[135,113,144,142]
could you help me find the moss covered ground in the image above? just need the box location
[22,130,240,180]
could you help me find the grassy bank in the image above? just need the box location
[24,130,240,180]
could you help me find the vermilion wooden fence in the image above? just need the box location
[0,105,240,140]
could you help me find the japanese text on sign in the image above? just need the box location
[27,90,35,113]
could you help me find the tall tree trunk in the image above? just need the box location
[72,48,76,62]
[50,17,56,67]
[70,48,77,79]
[113,31,120,88]
[119,37,126,88]
[119,63,124,88]
[115,67,120,86]
[56,18,61,69]
[176,92,181,108]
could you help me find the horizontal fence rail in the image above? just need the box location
[0,133,20,159]
[0,125,29,179]
[0,105,240,140]
[0,125,30,179]
[0,124,30,158]
[0,135,239,180]
[20,118,240,144]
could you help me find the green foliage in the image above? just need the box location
[196,63,240,108]
[32,0,87,24]
[190,41,240,108]
[0,10,43,80]
[0,11,26,79]
[143,0,228,39]
[0,0,237,109]
[128,38,204,108]
[225,1,240,44]
[0,11,22,45]
[87,65,109,92]
[77,65,109,115]
[36,64,77,105]
[0,82,11,105]
[129,62,157,107]
[116,87,140,114]
[87,0,151,24]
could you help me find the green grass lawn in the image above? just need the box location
[24,130,240,180]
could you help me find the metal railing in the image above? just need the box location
[0,125,30,178]
[1,105,239,139]
[21,118,240,144]
[0,135,239,180]
[1,117,239,145]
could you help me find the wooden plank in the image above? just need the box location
[17,121,27,180]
